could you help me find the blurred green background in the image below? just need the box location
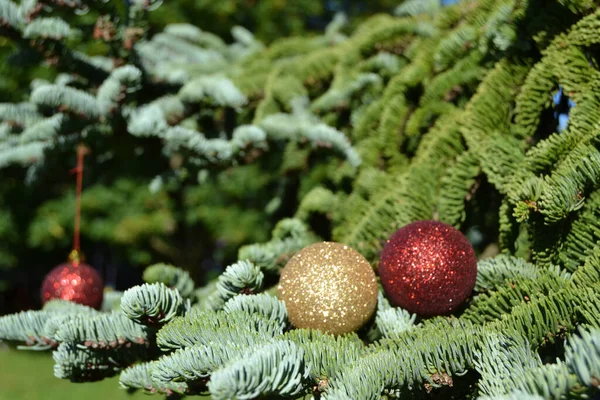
[0,0,402,315]
[0,0,404,398]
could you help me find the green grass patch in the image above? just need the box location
[0,345,148,400]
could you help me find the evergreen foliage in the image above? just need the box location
[1,0,600,399]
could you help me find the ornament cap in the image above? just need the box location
[68,249,84,266]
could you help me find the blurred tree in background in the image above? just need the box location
[0,0,404,314]
[149,0,401,41]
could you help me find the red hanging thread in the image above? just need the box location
[69,144,90,265]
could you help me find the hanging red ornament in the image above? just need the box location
[41,252,104,309]
[40,145,103,309]
[378,220,477,316]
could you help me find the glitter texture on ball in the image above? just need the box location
[41,262,104,309]
[278,242,378,335]
[378,220,477,316]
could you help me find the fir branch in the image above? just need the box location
[434,24,479,71]
[96,65,142,115]
[295,186,339,222]
[19,113,65,143]
[120,362,189,394]
[404,101,457,138]
[30,84,100,118]
[283,329,363,383]
[53,343,118,382]
[17,0,40,20]
[53,342,145,382]
[42,299,99,314]
[23,16,73,39]
[70,51,113,76]
[208,260,264,310]
[40,301,99,344]
[151,340,260,393]
[162,125,267,166]
[192,279,219,311]
[311,73,382,114]
[332,165,437,262]
[227,27,264,62]
[208,340,309,400]
[150,32,226,66]
[324,12,347,42]
[272,217,312,240]
[127,103,168,137]
[374,292,416,339]
[256,75,307,118]
[101,290,124,312]
[487,289,577,349]
[0,102,42,126]
[282,46,340,89]
[478,392,546,400]
[0,142,45,167]
[151,95,186,125]
[0,310,56,349]
[134,41,190,85]
[395,0,441,17]
[54,311,149,349]
[537,138,600,223]
[128,109,268,165]
[474,330,542,396]
[156,310,283,351]
[230,124,268,153]
[0,0,23,30]
[460,60,529,193]
[42,314,76,345]
[509,361,578,399]
[325,318,479,399]
[565,327,600,388]
[512,58,556,141]
[223,293,288,330]
[120,362,166,394]
[121,282,187,327]
[238,232,317,272]
[238,219,318,271]
[497,198,525,255]
[143,263,196,300]
[571,245,600,289]
[573,286,600,328]
[376,42,435,165]
[259,112,361,167]
[179,76,247,108]
[521,84,600,182]
[163,23,226,51]
[231,26,256,47]
[479,1,519,53]
[437,150,480,227]
[420,51,485,106]
[474,254,571,292]
[357,52,404,77]
[3,2,600,397]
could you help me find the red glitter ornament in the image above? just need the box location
[378,220,477,316]
[41,260,104,309]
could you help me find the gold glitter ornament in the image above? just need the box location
[278,242,378,335]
